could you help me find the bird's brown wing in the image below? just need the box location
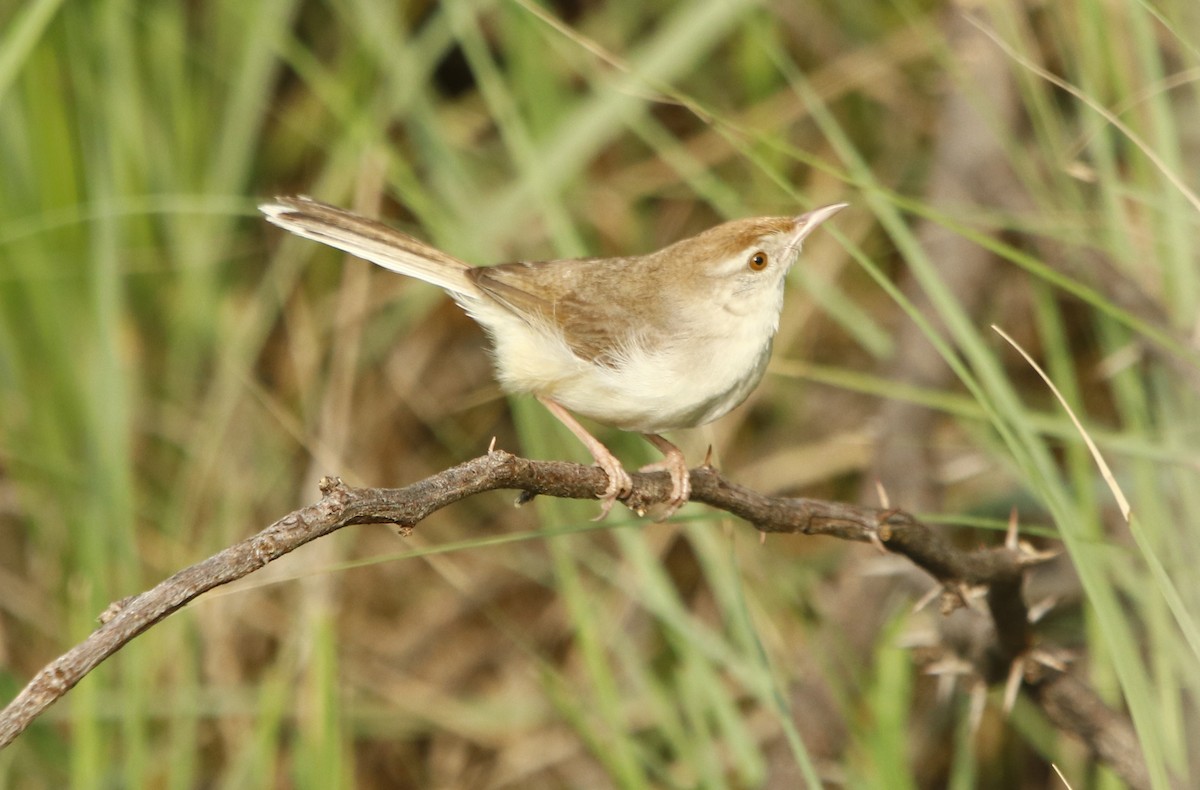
[466,259,644,365]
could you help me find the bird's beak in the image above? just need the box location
[793,203,848,243]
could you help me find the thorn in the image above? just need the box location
[1028,595,1058,623]
[1003,656,1025,714]
[923,656,973,705]
[703,444,715,468]
[935,671,958,704]
[868,529,888,554]
[488,435,498,454]
[961,582,984,608]
[759,530,767,546]
[923,656,974,676]
[968,681,987,737]
[912,584,941,613]
[874,479,891,509]
[1005,506,1020,551]
[1031,648,1070,672]
[1017,543,1061,566]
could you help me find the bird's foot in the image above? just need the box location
[592,454,634,521]
[641,434,690,520]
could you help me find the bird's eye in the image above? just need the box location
[748,251,769,271]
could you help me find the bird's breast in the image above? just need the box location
[535,324,776,433]
[481,282,785,434]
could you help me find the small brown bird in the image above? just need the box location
[261,196,845,518]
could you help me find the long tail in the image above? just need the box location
[260,195,478,298]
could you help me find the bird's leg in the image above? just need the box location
[537,396,633,519]
[640,434,690,519]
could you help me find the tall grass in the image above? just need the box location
[0,0,1196,787]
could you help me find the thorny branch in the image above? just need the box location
[0,451,1151,787]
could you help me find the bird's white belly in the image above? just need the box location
[491,313,774,433]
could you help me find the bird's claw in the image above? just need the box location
[592,461,633,521]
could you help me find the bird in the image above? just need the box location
[261,195,845,519]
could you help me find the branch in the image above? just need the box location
[0,451,1150,787]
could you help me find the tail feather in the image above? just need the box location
[260,195,478,297]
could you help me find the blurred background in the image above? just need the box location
[1,0,1197,787]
